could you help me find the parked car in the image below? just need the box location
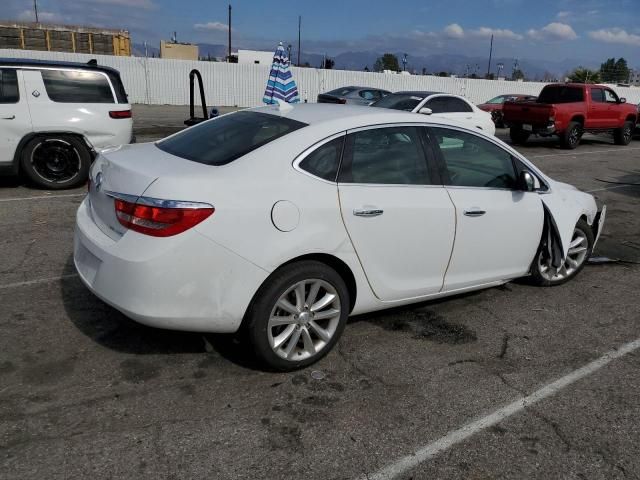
[503,83,637,149]
[636,102,640,135]
[317,86,391,105]
[478,94,537,128]
[0,58,133,189]
[371,91,496,135]
[75,103,605,370]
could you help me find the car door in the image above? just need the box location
[0,69,32,166]
[338,125,456,301]
[428,126,544,291]
[424,96,485,130]
[588,87,607,129]
[603,89,621,126]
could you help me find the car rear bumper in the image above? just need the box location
[73,197,269,333]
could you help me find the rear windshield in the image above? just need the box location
[370,94,424,111]
[538,86,584,104]
[41,69,115,103]
[326,87,358,96]
[156,111,307,165]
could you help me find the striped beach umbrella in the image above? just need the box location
[263,42,300,104]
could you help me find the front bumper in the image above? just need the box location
[73,198,269,333]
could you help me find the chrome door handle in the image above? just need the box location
[1,115,15,120]
[463,209,486,217]
[353,208,383,217]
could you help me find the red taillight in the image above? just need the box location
[114,198,214,237]
[109,110,132,119]
[338,98,347,104]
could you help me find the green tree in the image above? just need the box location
[600,57,629,83]
[568,67,601,83]
[438,71,450,77]
[374,53,400,72]
[512,69,525,81]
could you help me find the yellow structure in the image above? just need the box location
[160,40,198,60]
[0,21,131,56]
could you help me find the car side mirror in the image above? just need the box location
[620,97,626,104]
[519,171,535,192]
[419,107,433,115]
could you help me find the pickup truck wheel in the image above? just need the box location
[614,121,634,146]
[509,126,530,144]
[20,135,91,190]
[560,121,582,149]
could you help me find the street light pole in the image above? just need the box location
[297,15,301,67]
[228,4,232,62]
[486,34,493,78]
[34,0,39,23]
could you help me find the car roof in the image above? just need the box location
[394,91,443,97]
[0,57,121,76]
[248,102,476,131]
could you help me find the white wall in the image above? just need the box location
[3,49,640,106]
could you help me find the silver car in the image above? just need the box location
[317,86,391,106]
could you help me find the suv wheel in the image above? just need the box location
[244,260,350,371]
[20,135,91,190]
[614,121,634,146]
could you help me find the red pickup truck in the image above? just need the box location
[502,83,637,149]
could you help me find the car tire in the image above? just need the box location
[530,218,594,287]
[560,121,582,150]
[613,121,634,146]
[509,126,530,144]
[244,260,350,371]
[20,135,91,190]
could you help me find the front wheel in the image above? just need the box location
[613,121,634,145]
[20,135,91,190]
[530,219,594,286]
[244,261,350,371]
[560,121,582,149]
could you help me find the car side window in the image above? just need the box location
[423,97,447,113]
[299,137,344,182]
[432,127,517,189]
[0,69,19,104]
[340,127,430,185]
[604,90,619,103]
[41,69,115,103]
[358,90,376,101]
[591,88,605,103]
[446,97,473,113]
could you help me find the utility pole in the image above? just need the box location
[34,0,39,22]
[486,34,493,78]
[297,15,301,67]
[227,4,232,62]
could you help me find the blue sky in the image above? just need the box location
[4,0,640,66]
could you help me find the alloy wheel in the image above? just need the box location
[623,125,632,143]
[267,279,341,361]
[538,227,589,282]
[30,139,82,184]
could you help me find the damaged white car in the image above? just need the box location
[74,104,605,370]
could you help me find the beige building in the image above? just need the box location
[160,40,198,60]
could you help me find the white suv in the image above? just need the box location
[0,58,133,189]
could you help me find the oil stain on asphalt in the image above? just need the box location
[376,310,477,344]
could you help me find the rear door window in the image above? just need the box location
[157,111,307,166]
[0,69,19,103]
[299,137,344,181]
[41,69,115,103]
[591,88,605,103]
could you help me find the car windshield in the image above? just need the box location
[156,111,307,165]
[326,87,358,96]
[370,94,424,111]
[538,86,584,104]
[486,96,506,104]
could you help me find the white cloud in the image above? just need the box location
[556,11,570,19]
[443,23,465,39]
[527,22,577,41]
[471,27,523,40]
[194,21,230,32]
[588,28,640,47]
[17,9,62,22]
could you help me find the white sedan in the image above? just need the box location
[74,103,605,370]
[370,91,496,135]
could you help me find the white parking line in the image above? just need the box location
[529,147,640,159]
[362,337,640,480]
[0,193,85,203]
[0,274,79,290]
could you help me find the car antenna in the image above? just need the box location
[87,59,98,67]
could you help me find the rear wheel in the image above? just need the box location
[560,121,582,149]
[613,121,634,145]
[530,219,594,286]
[509,126,530,144]
[244,261,350,371]
[20,135,91,190]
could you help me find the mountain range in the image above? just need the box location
[133,42,594,80]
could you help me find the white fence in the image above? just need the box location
[3,48,640,106]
